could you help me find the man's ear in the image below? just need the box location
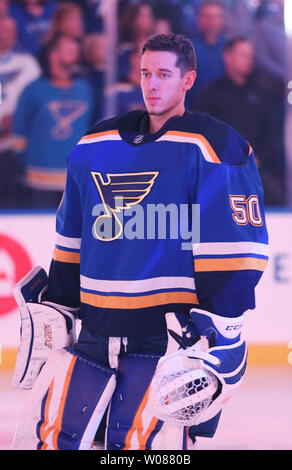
[184,70,197,91]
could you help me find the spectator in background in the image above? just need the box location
[178,0,206,36]
[118,2,155,81]
[82,0,103,34]
[252,0,285,96]
[196,37,285,205]
[146,0,184,34]
[119,2,155,45]
[153,17,173,35]
[44,2,85,44]
[10,0,57,56]
[0,15,40,207]
[186,0,226,109]
[12,34,93,209]
[224,0,255,39]
[61,0,103,34]
[82,33,106,124]
[115,49,145,115]
[251,0,286,205]
[0,0,10,16]
[255,0,281,20]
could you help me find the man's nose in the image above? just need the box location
[148,74,158,90]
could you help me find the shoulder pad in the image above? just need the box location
[171,112,252,166]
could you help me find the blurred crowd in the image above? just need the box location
[0,0,286,209]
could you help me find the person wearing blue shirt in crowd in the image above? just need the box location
[186,0,226,109]
[10,0,58,56]
[12,34,93,208]
[0,14,41,208]
[44,1,85,46]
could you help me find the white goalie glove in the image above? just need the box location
[150,309,247,427]
[151,337,219,427]
[13,266,78,390]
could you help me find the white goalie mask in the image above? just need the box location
[150,338,219,427]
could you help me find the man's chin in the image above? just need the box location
[147,106,163,116]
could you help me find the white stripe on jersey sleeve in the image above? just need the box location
[192,241,269,257]
[55,233,81,250]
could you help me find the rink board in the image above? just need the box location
[0,210,291,368]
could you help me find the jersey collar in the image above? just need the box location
[119,111,189,146]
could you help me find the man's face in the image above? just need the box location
[134,4,154,35]
[59,10,84,39]
[140,50,195,116]
[197,5,224,38]
[225,41,254,77]
[54,37,80,67]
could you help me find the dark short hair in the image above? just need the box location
[198,0,225,13]
[142,33,196,75]
[223,36,251,53]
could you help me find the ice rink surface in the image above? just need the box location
[1,365,291,451]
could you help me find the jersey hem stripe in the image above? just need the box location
[80,291,199,309]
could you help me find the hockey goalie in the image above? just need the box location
[11,33,268,450]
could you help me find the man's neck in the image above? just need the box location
[149,105,185,134]
[50,63,72,86]
[203,32,220,46]
[227,70,248,87]
[50,77,72,88]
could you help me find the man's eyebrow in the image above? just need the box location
[141,68,173,72]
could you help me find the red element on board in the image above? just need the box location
[0,234,32,316]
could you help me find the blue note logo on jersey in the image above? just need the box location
[91,171,158,241]
[48,100,88,140]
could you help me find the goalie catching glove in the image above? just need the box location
[12,266,78,390]
[149,308,247,427]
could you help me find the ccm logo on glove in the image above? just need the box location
[225,324,242,331]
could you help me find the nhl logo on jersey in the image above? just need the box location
[91,171,158,241]
[133,135,144,144]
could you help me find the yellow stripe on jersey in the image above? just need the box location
[81,291,199,309]
[80,129,120,140]
[157,131,221,164]
[194,257,268,272]
[53,247,80,264]
[12,136,28,151]
[26,169,66,191]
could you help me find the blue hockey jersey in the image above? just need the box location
[47,110,269,337]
